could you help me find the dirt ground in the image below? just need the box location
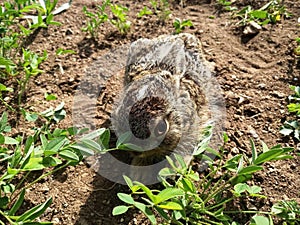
[2,0,300,224]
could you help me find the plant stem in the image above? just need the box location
[224,210,272,214]
[11,162,71,201]
[0,209,14,224]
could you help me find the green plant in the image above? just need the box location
[280,86,300,140]
[216,0,237,11]
[0,0,66,109]
[17,49,48,106]
[173,18,193,34]
[113,136,294,224]
[235,0,291,27]
[0,84,14,111]
[110,4,131,34]
[272,200,300,224]
[0,111,110,224]
[82,0,110,38]
[150,0,171,23]
[137,6,153,18]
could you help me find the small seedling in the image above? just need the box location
[173,18,193,34]
[137,6,153,18]
[18,49,48,106]
[110,4,131,34]
[280,86,300,140]
[217,0,237,11]
[82,0,110,38]
[150,0,171,23]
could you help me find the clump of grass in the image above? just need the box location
[234,0,291,27]
[113,133,295,225]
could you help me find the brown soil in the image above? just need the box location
[1,0,300,224]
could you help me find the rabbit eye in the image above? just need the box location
[154,119,168,137]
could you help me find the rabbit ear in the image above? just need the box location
[126,35,187,82]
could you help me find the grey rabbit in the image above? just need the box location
[111,33,220,173]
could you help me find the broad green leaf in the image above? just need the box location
[59,150,79,162]
[116,132,131,147]
[250,215,270,225]
[234,183,249,195]
[16,197,52,222]
[9,189,25,215]
[251,10,268,19]
[134,202,156,225]
[158,201,183,210]
[42,156,62,167]
[118,143,143,152]
[248,185,262,194]
[134,181,156,203]
[22,157,45,171]
[112,205,129,215]
[4,136,19,145]
[123,175,133,189]
[279,128,293,136]
[181,177,196,193]
[71,143,94,156]
[78,139,102,152]
[155,188,184,204]
[117,193,135,204]
[237,165,263,175]
[254,149,285,165]
[98,129,110,149]
[80,128,106,141]
[44,136,68,153]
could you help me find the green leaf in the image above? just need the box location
[44,93,57,101]
[80,128,106,141]
[155,188,184,204]
[16,197,52,222]
[237,165,263,175]
[158,201,183,210]
[112,205,129,215]
[134,202,156,224]
[248,185,262,195]
[134,182,156,203]
[9,189,25,215]
[181,177,196,193]
[44,136,68,153]
[116,132,131,147]
[251,10,268,19]
[234,183,249,195]
[4,136,19,145]
[71,143,95,156]
[0,134,4,144]
[250,139,257,163]
[250,215,271,225]
[0,196,9,208]
[99,129,110,149]
[22,157,45,171]
[42,156,62,167]
[59,150,79,162]
[117,193,135,204]
[254,149,285,165]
